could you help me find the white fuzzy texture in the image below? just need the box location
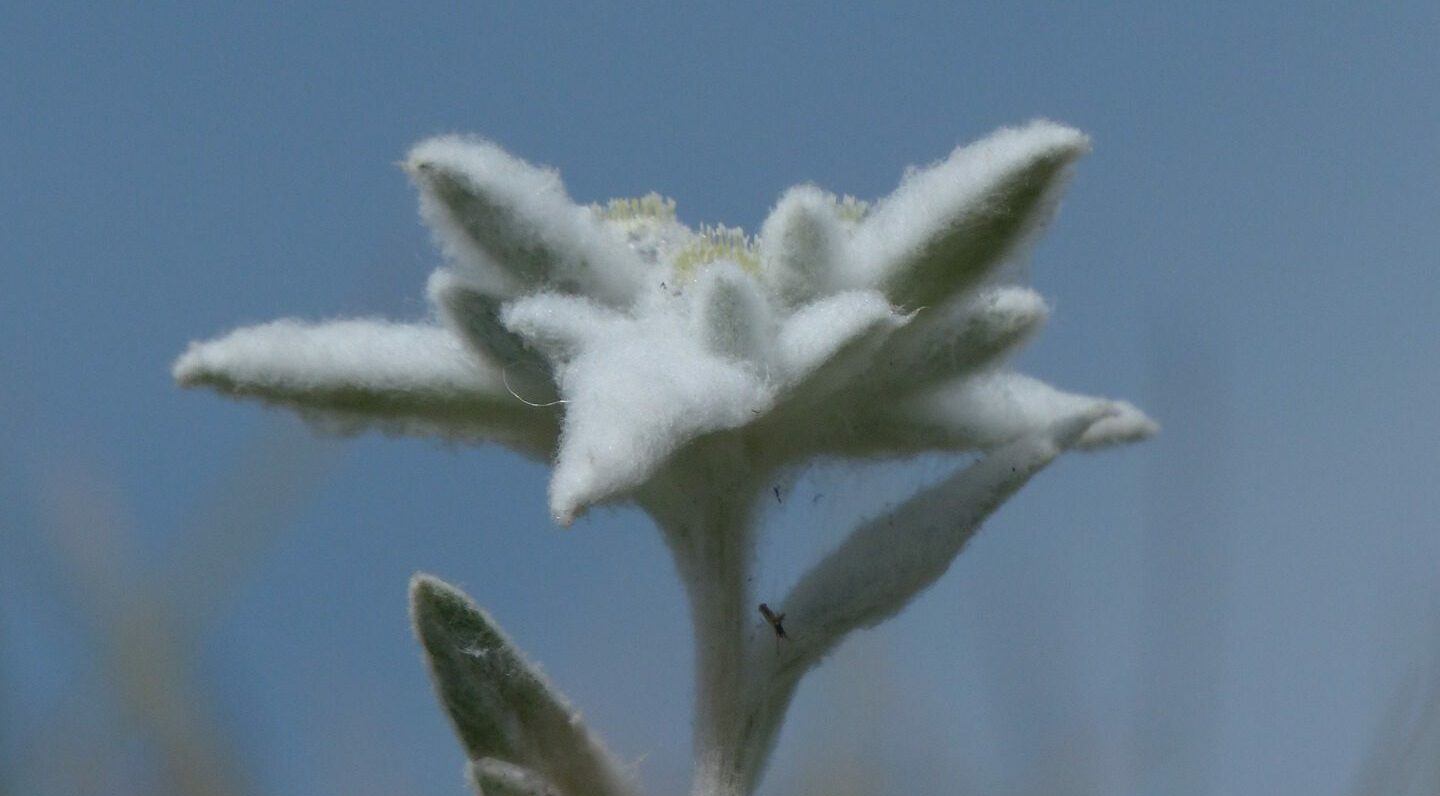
[876,285,1049,394]
[178,121,1148,519]
[173,318,503,401]
[846,119,1090,307]
[773,290,901,380]
[173,318,560,453]
[758,186,848,306]
[501,292,625,364]
[723,408,1114,783]
[694,264,774,364]
[412,575,637,796]
[408,136,647,306]
[175,122,1158,796]
[429,270,554,379]
[778,407,1104,668]
[897,371,1159,450]
[505,288,777,524]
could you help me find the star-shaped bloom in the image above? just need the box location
[177,122,1159,796]
[174,120,1155,524]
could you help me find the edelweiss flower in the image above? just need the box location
[174,120,1157,796]
[175,120,1153,525]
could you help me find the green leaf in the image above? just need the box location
[410,574,635,796]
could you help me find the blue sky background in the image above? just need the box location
[3,2,1438,794]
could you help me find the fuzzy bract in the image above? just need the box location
[174,119,1155,524]
[174,120,1157,796]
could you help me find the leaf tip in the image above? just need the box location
[409,571,478,641]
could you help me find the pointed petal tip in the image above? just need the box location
[548,472,581,527]
[760,184,844,243]
[986,285,1050,318]
[1020,118,1092,152]
[171,345,203,385]
[549,469,606,528]
[1051,403,1118,449]
[767,183,833,214]
[759,185,850,304]
[927,120,1091,182]
[171,338,230,388]
[551,500,579,528]
[957,285,1050,348]
[409,571,446,598]
[404,135,565,197]
[1075,401,1159,449]
[404,134,504,175]
[403,135,560,210]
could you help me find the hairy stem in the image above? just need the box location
[638,442,764,796]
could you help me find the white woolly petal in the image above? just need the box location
[173,319,559,453]
[547,310,774,524]
[882,286,1048,389]
[774,290,903,382]
[892,371,1157,451]
[407,136,646,306]
[502,292,626,364]
[429,269,557,400]
[693,263,773,364]
[1072,399,1160,449]
[173,318,500,397]
[847,120,1090,307]
[758,185,846,306]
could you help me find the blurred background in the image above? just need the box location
[2,2,1438,794]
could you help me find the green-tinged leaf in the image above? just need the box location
[410,575,635,796]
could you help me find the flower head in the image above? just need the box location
[174,120,1155,524]
[176,121,1158,796]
